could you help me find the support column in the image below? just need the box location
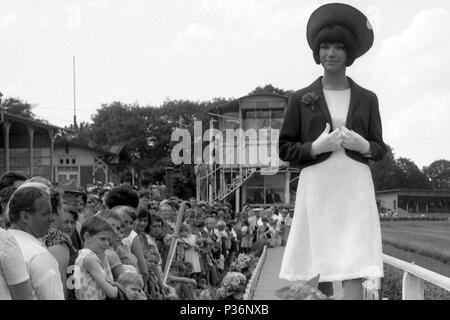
[285,171,291,204]
[27,125,35,177]
[3,120,11,172]
[235,186,240,213]
[196,177,200,202]
[105,165,109,184]
[131,167,135,186]
[47,129,55,183]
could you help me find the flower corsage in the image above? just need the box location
[301,91,319,111]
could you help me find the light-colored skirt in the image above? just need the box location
[279,149,384,282]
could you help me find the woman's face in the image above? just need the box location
[62,211,76,237]
[149,221,163,238]
[119,212,134,238]
[319,42,347,73]
[135,217,148,233]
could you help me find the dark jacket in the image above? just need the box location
[278,76,387,170]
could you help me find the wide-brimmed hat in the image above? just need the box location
[307,3,374,59]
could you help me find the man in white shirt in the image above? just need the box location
[7,185,64,300]
[0,228,33,300]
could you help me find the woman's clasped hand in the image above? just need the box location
[311,123,370,156]
[340,127,370,154]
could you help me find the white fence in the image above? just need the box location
[243,245,268,300]
[380,254,450,300]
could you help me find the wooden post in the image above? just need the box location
[48,129,55,183]
[163,202,187,284]
[27,125,35,176]
[3,120,11,171]
[164,167,174,197]
[402,271,424,300]
[285,171,291,204]
[236,186,240,213]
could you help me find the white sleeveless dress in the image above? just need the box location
[279,88,384,282]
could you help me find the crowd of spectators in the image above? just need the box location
[0,171,293,300]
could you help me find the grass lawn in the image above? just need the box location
[381,220,450,264]
[380,221,450,300]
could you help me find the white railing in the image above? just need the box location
[244,245,268,300]
[381,254,450,300]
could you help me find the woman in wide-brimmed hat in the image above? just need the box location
[278,3,387,299]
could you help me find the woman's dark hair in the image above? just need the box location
[50,188,64,215]
[0,186,17,214]
[312,24,357,67]
[80,215,114,241]
[137,207,151,233]
[137,207,151,220]
[8,187,49,223]
[0,171,28,191]
[104,186,139,209]
[149,214,163,226]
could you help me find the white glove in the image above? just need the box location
[341,127,370,154]
[311,123,342,157]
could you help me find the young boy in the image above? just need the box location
[117,272,147,300]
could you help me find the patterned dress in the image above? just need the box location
[43,228,78,300]
[138,232,164,300]
[74,248,113,300]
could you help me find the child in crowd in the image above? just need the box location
[179,223,202,282]
[116,272,147,300]
[240,220,252,254]
[73,216,119,300]
[95,210,129,280]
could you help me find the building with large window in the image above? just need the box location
[204,92,298,211]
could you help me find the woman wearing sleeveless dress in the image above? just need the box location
[278,3,387,299]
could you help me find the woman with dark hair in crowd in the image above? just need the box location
[43,188,78,299]
[134,207,165,300]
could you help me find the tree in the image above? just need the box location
[369,144,403,191]
[1,97,38,119]
[86,102,150,162]
[249,84,293,97]
[396,157,432,189]
[423,160,450,189]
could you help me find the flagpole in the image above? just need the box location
[73,56,77,128]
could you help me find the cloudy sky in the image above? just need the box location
[0,0,449,168]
